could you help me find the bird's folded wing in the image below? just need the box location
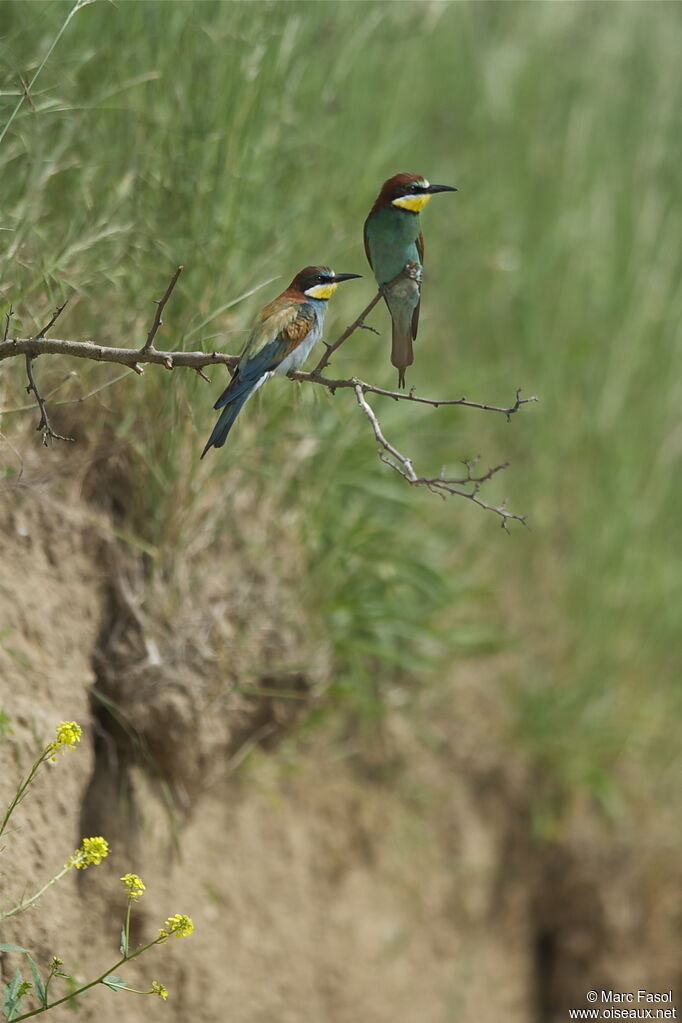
[363,219,374,271]
[411,232,425,340]
[243,304,315,372]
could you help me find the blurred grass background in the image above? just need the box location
[1,0,681,826]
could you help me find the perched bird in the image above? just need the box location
[201,266,361,457]
[363,172,457,387]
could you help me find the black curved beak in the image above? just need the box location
[334,273,363,282]
[426,184,458,194]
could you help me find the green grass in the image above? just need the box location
[1,0,681,815]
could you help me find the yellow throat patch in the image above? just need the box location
[305,282,339,300]
[392,193,432,213]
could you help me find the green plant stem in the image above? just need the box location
[0,0,94,149]
[0,370,134,416]
[0,865,71,922]
[105,982,150,995]
[11,935,164,1021]
[42,966,58,1004]
[123,899,132,955]
[0,751,49,841]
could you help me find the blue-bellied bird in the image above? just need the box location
[201,266,361,458]
[363,172,457,388]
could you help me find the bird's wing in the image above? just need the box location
[416,231,425,266]
[411,231,425,340]
[243,301,315,372]
[363,217,374,271]
[213,302,313,410]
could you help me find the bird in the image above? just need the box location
[201,266,361,458]
[363,172,457,387]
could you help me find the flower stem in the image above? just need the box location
[0,864,71,921]
[11,936,166,1021]
[0,751,49,841]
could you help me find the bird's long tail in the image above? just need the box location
[200,371,256,458]
[391,311,415,389]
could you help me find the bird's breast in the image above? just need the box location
[273,301,325,376]
[366,207,422,283]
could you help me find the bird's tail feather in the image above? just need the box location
[391,316,414,390]
[214,369,255,409]
[200,385,253,458]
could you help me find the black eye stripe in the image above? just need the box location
[398,183,422,197]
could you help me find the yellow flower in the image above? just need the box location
[151,981,168,1001]
[48,721,82,760]
[120,873,146,900]
[158,914,194,942]
[68,836,109,869]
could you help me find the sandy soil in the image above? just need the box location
[1,466,681,1023]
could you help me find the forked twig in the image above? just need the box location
[353,382,527,529]
[24,355,74,445]
[297,372,538,417]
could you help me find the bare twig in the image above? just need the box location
[24,355,74,445]
[297,373,538,417]
[2,336,532,420]
[4,304,13,344]
[32,298,68,340]
[310,265,417,376]
[353,382,527,529]
[140,265,183,352]
[2,334,239,373]
[1,335,241,372]
[311,290,383,375]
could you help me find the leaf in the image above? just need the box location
[3,968,25,1021]
[0,944,46,1008]
[26,954,46,1007]
[61,974,82,1013]
[101,974,128,993]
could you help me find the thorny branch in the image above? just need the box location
[32,298,68,340]
[1,267,537,523]
[312,290,383,376]
[297,373,537,420]
[141,264,183,352]
[24,354,74,445]
[23,299,74,444]
[353,383,527,529]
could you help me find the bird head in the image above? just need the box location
[291,266,362,300]
[373,173,457,214]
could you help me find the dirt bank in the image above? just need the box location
[1,464,680,1023]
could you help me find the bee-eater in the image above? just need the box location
[201,266,361,458]
[363,173,457,387]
